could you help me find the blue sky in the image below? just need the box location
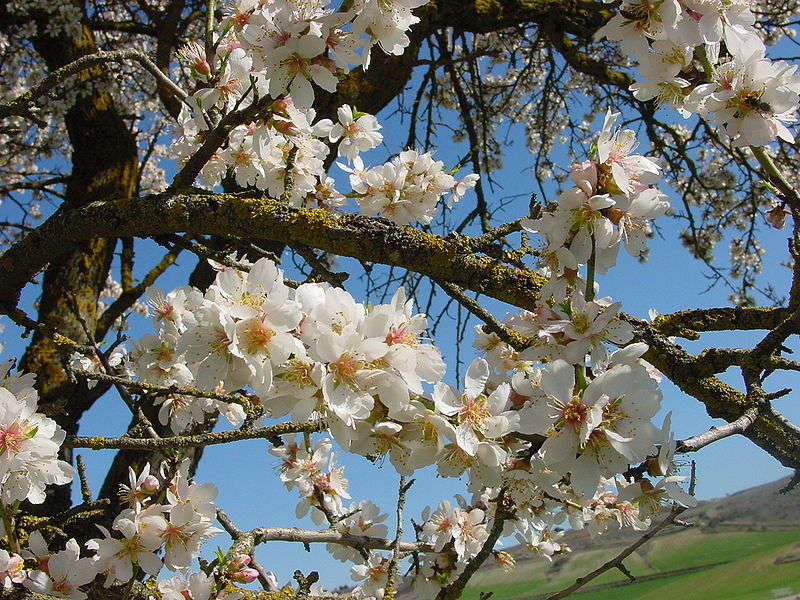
[2,65,799,590]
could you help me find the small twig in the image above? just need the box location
[163,234,252,272]
[292,243,348,287]
[0,50,188,124]
[676,406,760,453]
[66,419,325,451]
[76,455,92,503]
[616,562,635,582]
[385,476,415,597]
[780,469,800,494]
[542,505,686,600]
[436,490,509,600]
[544,465,696,600]
[72,368,254,406]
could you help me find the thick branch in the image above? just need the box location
[0,193,546,315]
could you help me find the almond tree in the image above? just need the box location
[0,1,798,599]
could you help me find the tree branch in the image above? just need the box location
[66,419,324,450]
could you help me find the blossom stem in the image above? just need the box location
[575,364,588,392]
[694,46,714,81]
[205,0,217,76]
[1,503,20,554]
[751,146,800,207]
[585,233,596,302]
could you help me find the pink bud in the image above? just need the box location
[141,475,160,494]
[231,568,259,583]
[228,554,251,570]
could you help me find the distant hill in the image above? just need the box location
[684,475,800,527]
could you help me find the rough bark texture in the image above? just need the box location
[17,6,139,514]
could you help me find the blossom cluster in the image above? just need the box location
[61,112,693,597]
[1,460,253,599]
[597,0,800,146]
[0,360,72,506]
[0,104,697,597]
[174,94,477,224]
[171,0,478,225]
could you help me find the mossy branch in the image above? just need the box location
[66,419,325,450]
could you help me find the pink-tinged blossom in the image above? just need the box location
[0,550,25,589]
[24,539,97,600]
[0,385,73,505]
[158,571,214,600]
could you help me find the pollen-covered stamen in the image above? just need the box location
[284,53,308,77]
[280,359,315,387]
[155,342,175,363]
[385,324,418,346]
[458,395,492,430]
[570,203,603,229]
[210,329,233,355]
[329,353,365,385]
[52,581,74,595]
[162,524,192,546]
[243,321,276,354]
[231,149,254,166]
[583,428,611,451]
[439,443,472,470]
[368,561,387,579]
[559,396,589,429]
[116,535,146,560]
[153,300,175,321]
[230,11,250,28]
[600,397,627,429]
[570,312,590,335]
[0,421,30,456]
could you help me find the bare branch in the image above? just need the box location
[66,419,324,451]
[0,50,188,124]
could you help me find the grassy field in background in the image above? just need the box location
[457,529,800,600]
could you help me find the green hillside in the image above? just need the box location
[459,529,800,600]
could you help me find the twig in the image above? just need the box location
[676,406,760,453]
[96,245,182,336]
[0,50,188,124]
[72,368,254,406]
[163,234,252,272]
[291,243,348,287]
[436,279,530,351]
[76,455,92,503]
[436,490,509,600]
[66,419,325,451]
[543,465,697,600]
[542,505,687,600]
[293,570,319,600]
[385,476,415,597]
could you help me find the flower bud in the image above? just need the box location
[231,568,259,583]
[141,475,160,494]
[228,554,251,571]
